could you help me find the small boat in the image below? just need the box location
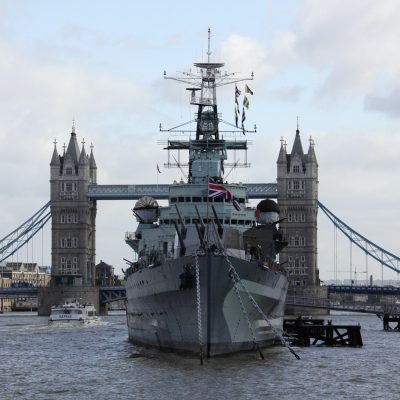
[49,299,98,323]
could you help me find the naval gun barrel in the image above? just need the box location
[194,221,206,248]
[175,204,187,239]
[172,220,186,256]
[211,205,224,238]
[195,205,206,238]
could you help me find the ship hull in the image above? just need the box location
[126,252,288,356]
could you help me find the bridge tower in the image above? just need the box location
[277,124,325,309]
[49,124,97,285]
[39,124,99,315]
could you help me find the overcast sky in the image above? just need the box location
[1,0,399,283]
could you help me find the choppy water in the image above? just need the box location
[0,312,397,399]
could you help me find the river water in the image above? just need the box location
[0,312,397,400]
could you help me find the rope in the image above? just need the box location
[194,251,204,365]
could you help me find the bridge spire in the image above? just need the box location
[291,119,304,157]
[50,139,60,166]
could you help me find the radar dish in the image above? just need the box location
[134,196,159,210]
[194,62,224,69]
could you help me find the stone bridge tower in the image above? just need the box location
[49,124,97,287]
[277,125,321,296]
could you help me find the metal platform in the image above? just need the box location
[87,183,278,200]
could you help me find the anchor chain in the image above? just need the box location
[224,252,300,360]
[229,269,265,359]
[194,251,204,364]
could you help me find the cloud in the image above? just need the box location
[291,0,400,101]
[364,87,400,118]
[218,35,274,80]
[0,37,155,232]
[271,86,303,103]
[218,32,296,81]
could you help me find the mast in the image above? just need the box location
[161,30,255,183]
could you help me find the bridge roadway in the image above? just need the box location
[328,285,400,295]
[87,183,278,200]
[286,295,400,316]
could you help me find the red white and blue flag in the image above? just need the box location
[208,177,241,211]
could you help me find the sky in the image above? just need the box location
[1,0,400,283]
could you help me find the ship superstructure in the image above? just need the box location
[124,31,289,358]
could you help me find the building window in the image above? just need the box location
[60,181,78,200]
[293,165,300,173]
[66,167,73,175]
[293,181,300,190]
[59,257,79,275]
[60,237,79,248]
[72,257,78,274]
[60,257,66,274]
[288,213,292,222]
[61,213,78,224]
[289,236,306,247]
[301,213,306,222]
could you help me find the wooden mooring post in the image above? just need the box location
[283,317,363,347]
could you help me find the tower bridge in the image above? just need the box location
[1,123,400,315]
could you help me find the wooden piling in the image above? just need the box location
[283,317,363,347]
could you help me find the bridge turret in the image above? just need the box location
[89,145,97,184]
[277,123,321,297]
[50,124,97,288]
[50,141,60,180]
[277,138,288,175]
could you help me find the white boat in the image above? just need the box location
[49,300,98,323]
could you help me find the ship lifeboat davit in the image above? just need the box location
[256,199,280,224]
[133,196,159,223]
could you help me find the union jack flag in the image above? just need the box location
[208,177,241,211]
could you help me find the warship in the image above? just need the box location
[124,31,289,357]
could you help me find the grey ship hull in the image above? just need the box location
[126,252,288,356]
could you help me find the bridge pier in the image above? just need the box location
[99,301,108,316]
[38,286,105,316]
